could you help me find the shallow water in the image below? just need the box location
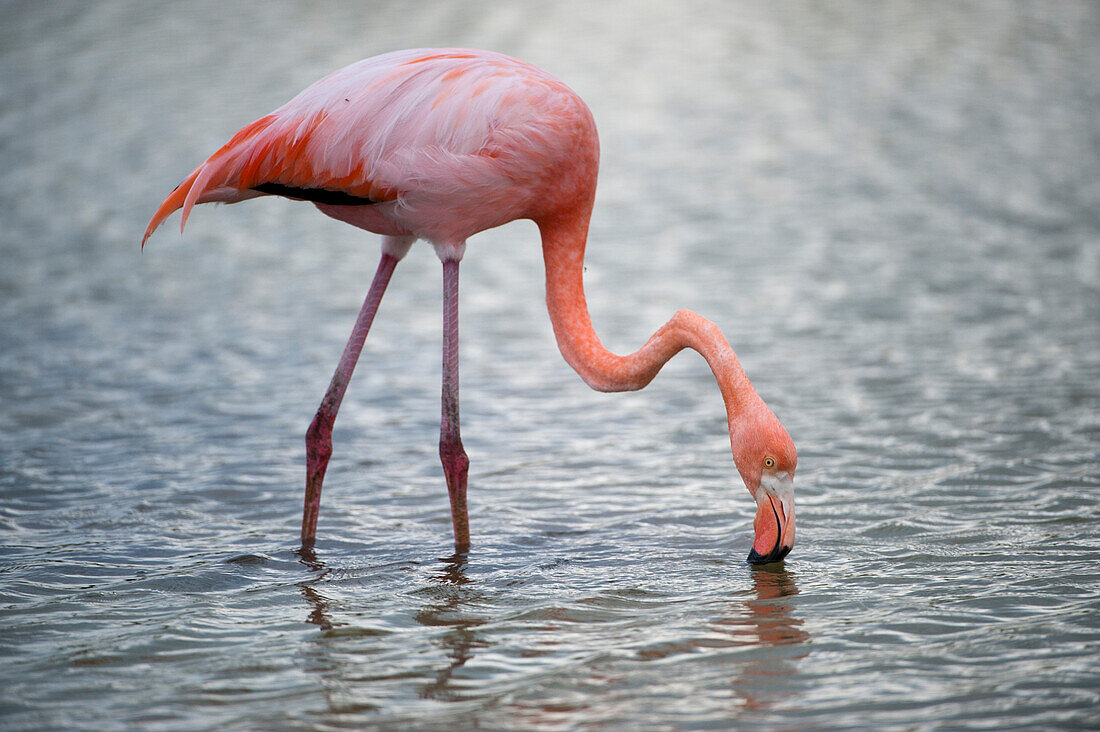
[3,2,1100,729]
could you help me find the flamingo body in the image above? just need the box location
[144,49,595,254]
[144,49,797,563]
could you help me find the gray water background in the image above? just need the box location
[2,2,1099,729]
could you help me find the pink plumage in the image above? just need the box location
[144,49,597,251]
[144,48,797,562]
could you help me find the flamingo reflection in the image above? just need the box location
[296,546,340,631]
[715,563,809,712]
[415,552,490,702]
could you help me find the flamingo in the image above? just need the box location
[143,48,797,563]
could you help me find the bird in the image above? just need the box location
[143,48,797,563]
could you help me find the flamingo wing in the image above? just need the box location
[143,49,584,247]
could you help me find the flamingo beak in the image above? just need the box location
[747,474,795,565]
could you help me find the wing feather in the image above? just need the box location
[143,49,583,245]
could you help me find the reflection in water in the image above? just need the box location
[716,564,809,712]
[296,547,340,631]
[294,547,375,718]
[415,552,489,702]
[294,549,488,705]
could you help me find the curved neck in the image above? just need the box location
[538,214,764,424]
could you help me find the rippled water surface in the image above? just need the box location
[3,2,1100,729]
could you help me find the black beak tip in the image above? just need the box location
[747,544,791,565]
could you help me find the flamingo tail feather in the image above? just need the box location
[141,164,205,249]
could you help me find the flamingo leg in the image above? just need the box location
[440,258,470,551]
[302,252,398,547]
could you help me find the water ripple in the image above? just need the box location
[3,2,1100,730]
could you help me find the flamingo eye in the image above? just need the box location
[763,457,775,469]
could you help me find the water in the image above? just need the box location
[2,2,1099,729]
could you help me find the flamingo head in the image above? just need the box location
[730,409,797,565]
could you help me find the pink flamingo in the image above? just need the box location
[143,49,797,563]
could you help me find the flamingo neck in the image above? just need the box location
[538,214,767,429]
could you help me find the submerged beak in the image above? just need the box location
[747,475,795,565]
